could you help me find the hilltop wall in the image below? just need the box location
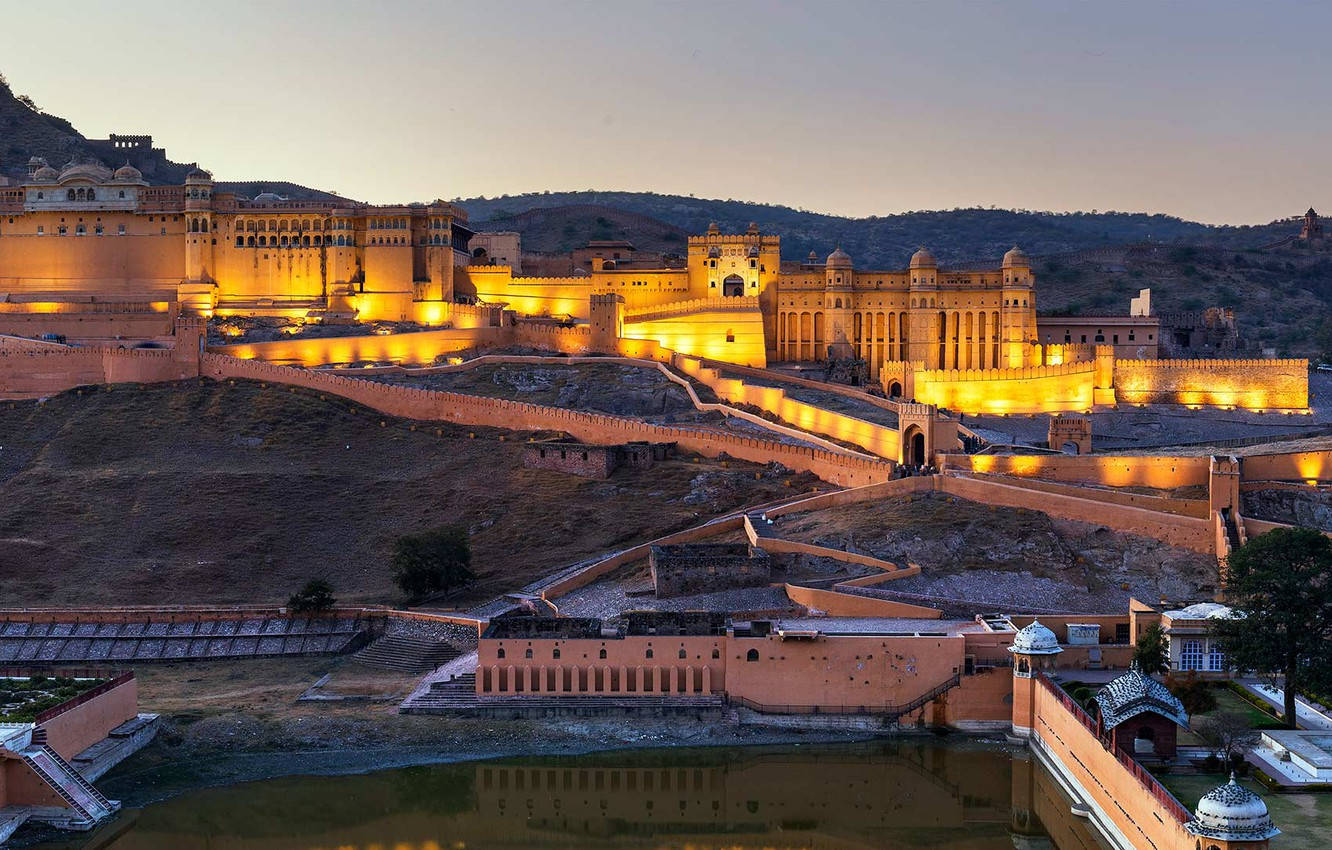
[1115,357,1308,410]
[913,361,1096,415]
[200,354,895,488]
[943,452,1212,489]
[622,298,767,367]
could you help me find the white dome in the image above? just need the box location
[31,166,58,182]
[909,246,937,268]
[1187,775,1279,841]
[1009,619,1062,655]
[113,163,143,182]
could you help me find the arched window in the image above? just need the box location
[711,648,719,659]
[552,648,560,659]
[598,648,607,659]
[118,190,125,199]
[67,189,77,201]
[746,649,759,662]
[496,648,505,659]
[678,648,687,659]
[235,236,244,247]
[645,649,654,659]
[524,648,533,659]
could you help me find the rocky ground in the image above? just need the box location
[774,492,1219,612]
[1243,486,1332,531]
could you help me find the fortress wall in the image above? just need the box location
[956,473,1210,518]
[1239,448,1332,482]
[0,346,198,399]
[913,362,1095,414]
[622,306,767,367]
[673,356,899,458]
[1114,357,1309,410]
[1031,676,1191,850]
[0,310,175,341]
[200,355,896,488]
[210,244,341,304]
[938,475,1213,553]
[940,666,1013,727]
[706,359,902,415]
[0,234,184,292]
[781,584,942,619]
[209,327,505,366]
[946,453,1211,490]
[458,268,593,318]
[510,321,592,355]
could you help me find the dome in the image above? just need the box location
[1009,619,1061,655]
[186,166,213,182]
[1002,245,1030,267]
[57,161,112,183]
[31,166,58,182]
[909,246,937,268]
[1186,774,1279,841]
[252,192,284,203]
[113,163,143,182]
[825,246,853,269]
[27,156,47,167]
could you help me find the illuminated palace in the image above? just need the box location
[0,161,1308,414]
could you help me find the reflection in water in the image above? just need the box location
[41,742,1110,850]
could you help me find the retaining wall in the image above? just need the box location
[944,453,1212,490]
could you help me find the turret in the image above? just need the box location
[1185,774,1280,849]
[1008,619,1062,736]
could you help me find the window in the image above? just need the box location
[1180,640,1203,671]
[598,648,607,659]
[118,190,125,199]
[552,648,560,659]
[497,648,505,659]
[645,649,653,659]
[36,225,44,235]
[678,649,687,659]
[118,224,125,235]
[524,648,533,659]
[746,649,759,662]
[1207,643,1226,672]
[711,648,720,659]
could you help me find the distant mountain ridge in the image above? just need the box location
[459,191,1306,266]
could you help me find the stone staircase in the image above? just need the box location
[20,742,118,829]
[401,674,725,716]
[351,635,460,673]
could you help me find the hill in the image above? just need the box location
[460,191,1308,267]
[0,381,797,607]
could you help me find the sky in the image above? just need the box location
[3,0,1329,225]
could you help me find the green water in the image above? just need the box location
[35,741,1111,850]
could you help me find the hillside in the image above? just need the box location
[460,191,1309,266]
[0,381,800,607]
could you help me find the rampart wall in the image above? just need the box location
[1239,448,1332,482]
[623,305,767,367]
[1114,357,1309,410]
[1031,675,1191,850]
[201,355,896,488]
[673,356,900,458]
[913,361,1096,415]
[956,473,1209,518]
[945,453,1212,490]
[210,326,506,366]
[0,346,198,399]
[937,475,1213,553]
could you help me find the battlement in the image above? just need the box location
[914,360,1095,382]
[624,296,760,323]
[1116,357,1307,368]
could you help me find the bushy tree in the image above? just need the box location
[288,578,335,613]
[392,524,474,602]
[1211,526,1332,727]
[1193,712,1260,768]
[1133,623,1170,676]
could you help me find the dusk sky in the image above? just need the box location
[5,0,1329,224]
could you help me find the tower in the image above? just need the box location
[1008,619,1062,737]
[1000,246,1037,367]
[183,167,214,284]
[823,246,854,360]
[906,247,941,366]
[1299,207,1323,240]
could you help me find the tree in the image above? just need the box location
[1133,623,1169,676]
[1192,712,1260,768]
[392,525,474,602]
[288,578,335,613]
[1211,526,1332,727]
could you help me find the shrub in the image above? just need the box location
[1169,679,1217,715]
[392,524,474,602]
[288,578,336,613]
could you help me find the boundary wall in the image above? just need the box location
[913,361,1097,415]
[201,354,895,488]
[1030,675,1192,850]
[1114,357,1308,410]
[955,473,1209,519]
[0,345,199,400]
[944,453,1211,490]
[937,475,1213,553]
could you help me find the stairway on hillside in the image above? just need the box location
[351,634,460,673]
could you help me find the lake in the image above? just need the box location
[33,740,1111,849]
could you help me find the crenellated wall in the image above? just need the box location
[912,360,1096,415]
[1114,357,1309,410]
[200,354,896,487]
[622,299,767,367]
[945,453,1212,490]
[211,326,506,366]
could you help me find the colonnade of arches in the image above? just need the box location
[482,664,714,695]
[776,308,1007,372]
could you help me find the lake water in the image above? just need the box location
[35,741,1111,849]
